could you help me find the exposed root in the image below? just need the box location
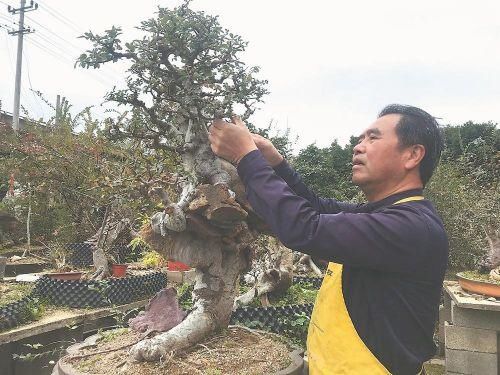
[129,307,215,361]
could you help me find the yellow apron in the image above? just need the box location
[307,196,425,375]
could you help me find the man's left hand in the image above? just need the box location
[209,116,257,165]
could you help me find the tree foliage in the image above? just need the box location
[291,139,359,201]
[77,1,268,154]
[0,108,175,244]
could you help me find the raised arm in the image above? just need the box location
[237,151,441,273]
[251,133,358,214]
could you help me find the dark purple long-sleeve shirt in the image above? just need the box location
[237,150,448,375]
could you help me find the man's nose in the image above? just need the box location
[353,142,363,155]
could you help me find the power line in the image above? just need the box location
[25,13,81,51]
[0,14,14,24]
[28,32,122,84]
[23,48,45,117]
[37,0,84,32]
[37,0,82,34]
[23,9,125,83]
[24,37,118,88]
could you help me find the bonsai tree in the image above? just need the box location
[77,1,270,361]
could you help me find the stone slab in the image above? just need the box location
[444,321,497,353]
[444,281,500,312]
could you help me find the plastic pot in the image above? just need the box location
[167,260,190,271]
[111,264,128,278]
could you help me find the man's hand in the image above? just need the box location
[209,116,257,165]
[251,133,284,167]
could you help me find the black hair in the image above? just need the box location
[378,104,444,185]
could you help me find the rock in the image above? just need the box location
[15,274,40,282]
[128,287,186,333]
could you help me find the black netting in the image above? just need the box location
[33,271,167,308]
[292,276,323,289]
[66,243,142,267]
[0,296,37,331]
[230,303,314,333]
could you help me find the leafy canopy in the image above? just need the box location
[77,0,268,151]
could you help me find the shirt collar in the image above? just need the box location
[356,189,424,213]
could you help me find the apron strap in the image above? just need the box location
[393,196,425,205]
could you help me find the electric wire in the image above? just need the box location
[5,1,134,115]
[25,14,82,51]
[23,48,45,117]
[23,8,125,83]
[37,0,83,34]
[24,37,117,88]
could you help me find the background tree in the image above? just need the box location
[426,121,499,270]
[292,138,359,201]
[0,105,174,275]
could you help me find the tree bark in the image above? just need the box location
[131,223,252,361]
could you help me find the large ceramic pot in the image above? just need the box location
[52,328,305,375]
[457,272,500,298]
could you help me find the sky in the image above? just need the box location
[0,0,499,151]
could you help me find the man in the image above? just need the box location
[209,104,448,375]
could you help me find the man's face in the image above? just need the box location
[352,114,407,189]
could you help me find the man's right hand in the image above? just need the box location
[251,134,284,167]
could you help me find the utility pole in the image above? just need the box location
[8,0,38,132]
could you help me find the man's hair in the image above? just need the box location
[378,104,444,186]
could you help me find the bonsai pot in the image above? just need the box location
[111,264,128,278]
[457,271,500,298]
[53,327,304,375]
[47,272,83,281]
[167,260,190,271]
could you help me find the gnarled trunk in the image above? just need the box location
[236,236,293,308]
[130,191,254,361]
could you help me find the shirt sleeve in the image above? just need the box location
[272,157,360,214]
[237,150,430,272]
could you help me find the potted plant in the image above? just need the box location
[457,228,500,297]
[110,253,128,278]
[111,263,128,278]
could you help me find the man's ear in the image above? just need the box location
[404,144,425,170]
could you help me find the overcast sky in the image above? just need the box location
[1,0,499,151]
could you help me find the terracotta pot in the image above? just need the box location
[47,272,83,281]
[111,264,128,278]
[457,272,500,298]
[167,260,190,271]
